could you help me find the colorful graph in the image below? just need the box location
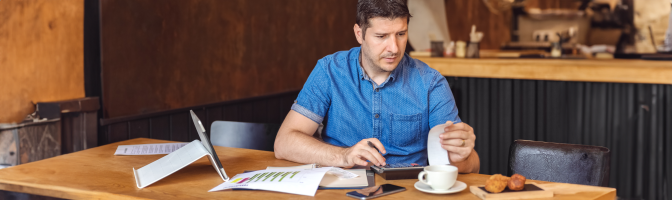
[229,171,302,184]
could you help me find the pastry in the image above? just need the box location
[484,174,509,193]
[508,174,526,190]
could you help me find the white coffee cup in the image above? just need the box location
[417,165,458,191]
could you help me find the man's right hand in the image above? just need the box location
[341,138,387,167]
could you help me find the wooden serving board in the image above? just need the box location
[470,183,553,200]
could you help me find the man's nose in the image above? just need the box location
[387,35,399,54]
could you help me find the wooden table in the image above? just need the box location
[0,138,616,199]
[415,57,672,85]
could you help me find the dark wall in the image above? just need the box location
[100,0,359,119]
[446,77,671,200]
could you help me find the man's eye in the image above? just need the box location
[376,35,384,38]
[398,33,406,36]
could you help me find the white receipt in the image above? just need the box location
[114,143,187,155]
[326,168,359,179]
[427,124,450,165]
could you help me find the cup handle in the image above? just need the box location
[418,171,430,186]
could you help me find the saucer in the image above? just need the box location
[414,180,467,194]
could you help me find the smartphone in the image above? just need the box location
[346,184,406,199]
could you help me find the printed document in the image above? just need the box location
[209,167,333,196]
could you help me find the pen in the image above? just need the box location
[367,141,381,153]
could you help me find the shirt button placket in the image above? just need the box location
[372,86,381,139]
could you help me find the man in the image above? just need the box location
[274,0,479,173]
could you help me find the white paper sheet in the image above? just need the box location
[319,169,368,188]
[428,124,451,165]
[209,167,332,196]
[114,143,187,155]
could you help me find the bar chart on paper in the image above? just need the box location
[209,167,332,196]
[228,171,303,184]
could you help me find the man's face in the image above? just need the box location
[355,17,408,73]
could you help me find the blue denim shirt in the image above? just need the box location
[291,47,461,165]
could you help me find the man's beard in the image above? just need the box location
[362,48,399,73]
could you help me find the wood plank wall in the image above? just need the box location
[0,0,85,123]
[100,0,359,119]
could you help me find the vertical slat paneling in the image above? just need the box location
[222,104,239,122]
[266,97,281,123]
[665,85,672,198]
[83,112,98,150]
[511,80,522,141]
[170,113,190,142]
[520,80,536,140]
[535,81,545,142]
[238,101,255,123]
[150,116,171,140]
[129,119,149,139]
[253,100,269,123]
[444,77,670,199]
[108,123,129,143]
[206,107,222,131]
[498,79,513,175]
[476,78,491,173]
[567,82,583,144]
[61,115,75,154]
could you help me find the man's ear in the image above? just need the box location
[354,24,363,44]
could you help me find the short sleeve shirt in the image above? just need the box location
[291,47,461,165]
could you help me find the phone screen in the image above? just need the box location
[346,184,406,199]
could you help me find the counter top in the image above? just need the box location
[415,57,672,84]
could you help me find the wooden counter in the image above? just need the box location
[415,57,672,85]
[0,138,616,199]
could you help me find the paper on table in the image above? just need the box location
[209,167,333,196]
[325,168,359,179]
[428,124,450,165]
[114,143,187,155]
[266,164,316,170]
[319,169,368,188]
[266,165,358,179]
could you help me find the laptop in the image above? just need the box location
[190,110,229,181]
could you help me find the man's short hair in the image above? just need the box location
[356,0,412,39]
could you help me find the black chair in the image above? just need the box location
[210,121,281,151]
[508,140,611,187]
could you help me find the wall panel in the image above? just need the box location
[0,0,84,123]
[100,0,358,119]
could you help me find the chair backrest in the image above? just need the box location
[508,140,611,187]
[210,121,281,151]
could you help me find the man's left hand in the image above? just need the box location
[439,121,475,163]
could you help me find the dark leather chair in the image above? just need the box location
[508,140,611,187]
[210,121,281,151]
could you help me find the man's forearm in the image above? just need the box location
[274,130,348,167]
[452,150,480,173]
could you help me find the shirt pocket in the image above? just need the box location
[388,113,422,147]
